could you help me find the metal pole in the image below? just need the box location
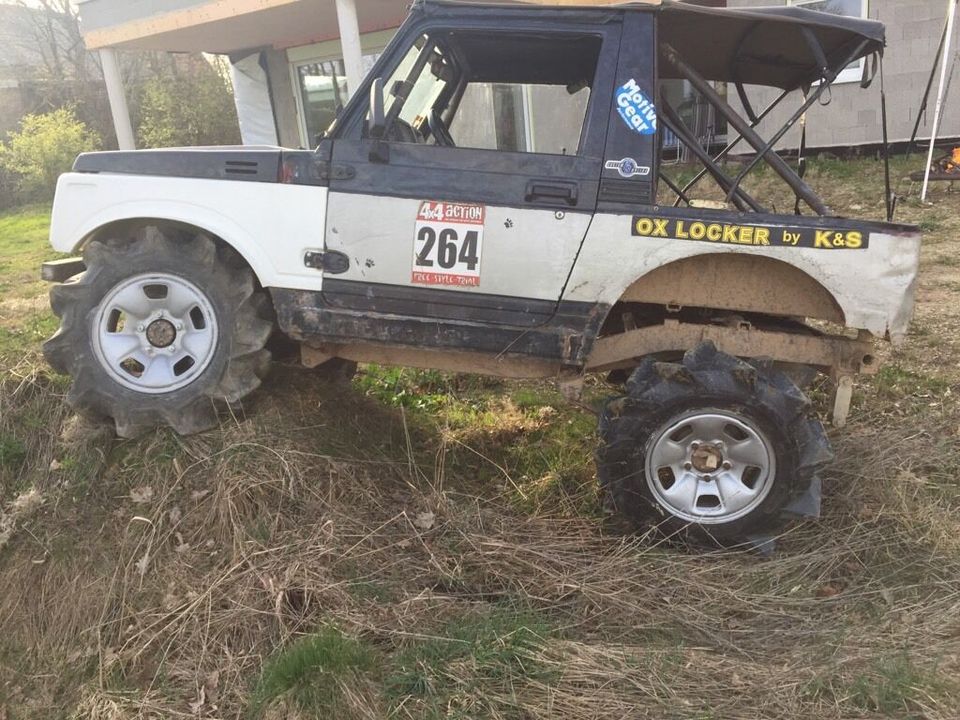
[723,39,870,212]
[99,48,135,150]
[923,0,958,202]
[675,88,791,207]
[907,17,949,156]
[661,43,829,216]
[658,93,765,213]
[335,0,364,99]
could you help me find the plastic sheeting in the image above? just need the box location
[230,52,279,146]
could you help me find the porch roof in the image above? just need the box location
[77,0,411,53]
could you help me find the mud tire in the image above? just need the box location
[43,227,273,438]
[596,341,832,543]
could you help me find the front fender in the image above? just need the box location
[50,173,328,291]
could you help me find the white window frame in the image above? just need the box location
[790,0,869,84]
[287,29,396,147]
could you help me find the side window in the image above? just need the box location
[375,31,601,156]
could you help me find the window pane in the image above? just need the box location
[298,52,380,146]
[452,83,589,155]
[374,31,601,155]
[298,60,348,146]
[796,0,862,15]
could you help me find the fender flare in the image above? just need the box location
[62,200,277,287]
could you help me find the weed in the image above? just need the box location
[249,626,375,717]
[0,433,26,472]
[386,607,558,718]
[873,364,950,399]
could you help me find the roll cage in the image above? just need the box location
[347,0,893,221]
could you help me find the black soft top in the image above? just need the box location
[658,1,885,90]
[420,1,885,91]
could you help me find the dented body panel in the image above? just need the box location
[567,207,922,344]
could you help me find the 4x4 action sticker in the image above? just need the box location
[616,79,657,136]
[632,216,870,250]
[412,201,484,287]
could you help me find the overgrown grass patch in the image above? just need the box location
[385,606,558,718]
[803,652,954,716]
[249,626,376,717]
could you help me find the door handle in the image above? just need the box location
[524,180,578,206]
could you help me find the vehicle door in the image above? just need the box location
[321,21,619,327]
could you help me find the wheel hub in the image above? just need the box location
[645,410,775,525]
[691,443,723,473]
[145,318,176,348]
[92,273,219,394]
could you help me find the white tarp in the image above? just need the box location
[230,52,279,146]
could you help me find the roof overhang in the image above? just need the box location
[77,0,659,54]
[78,0,411,53]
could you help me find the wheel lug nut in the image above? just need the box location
[175,322,183,331]
[683,462,693,471]
[137,324,145,332]
[722,461,732,470]
[691,442,700,450]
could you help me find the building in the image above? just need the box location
[75,0,958,152]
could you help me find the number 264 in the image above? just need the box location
[416,227,480,271]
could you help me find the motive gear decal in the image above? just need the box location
[631,216,869,250]
[616,79,657,136]
[413,201,485,287]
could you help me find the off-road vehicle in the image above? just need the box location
[41,0,921,542]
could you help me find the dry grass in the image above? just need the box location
[1,159,960,718]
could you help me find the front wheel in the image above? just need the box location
[43,228,273,438]
[596,342,832,543]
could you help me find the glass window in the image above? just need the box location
[374,31,601,156]
[452,83,590,155]
[383,36,447,129]
[297,53,380,146]
[791,0,868,84]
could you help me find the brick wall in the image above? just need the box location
[724,0,959,149]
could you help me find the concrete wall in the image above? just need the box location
[726,0,960,149]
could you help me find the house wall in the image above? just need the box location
[726,0,960,149]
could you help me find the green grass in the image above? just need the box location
[804,653,951,716]
[249,627,375,717]
[0,204,59,361]
[0,433,26,473]
[385,607,558,718]
[873,364,950,400]
[0,203,55,294]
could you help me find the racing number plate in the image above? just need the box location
[412,201,484,287]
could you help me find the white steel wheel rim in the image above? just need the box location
[645,409,776,525]
[92,273,219,394]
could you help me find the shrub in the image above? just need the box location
[0,108,100,203]
[137,60,240,148]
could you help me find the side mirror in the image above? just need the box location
[368,77,386,139]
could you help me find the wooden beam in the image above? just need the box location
[83,0,302,50]
[520,0,660,5]
[521,0,660,4]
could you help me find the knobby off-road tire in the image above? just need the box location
[597,342,832,544]
[43,227,273,438]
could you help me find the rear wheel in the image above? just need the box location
[44,227,273,438]
[596,342,832,543]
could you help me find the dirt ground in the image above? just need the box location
[1,157,959,719]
